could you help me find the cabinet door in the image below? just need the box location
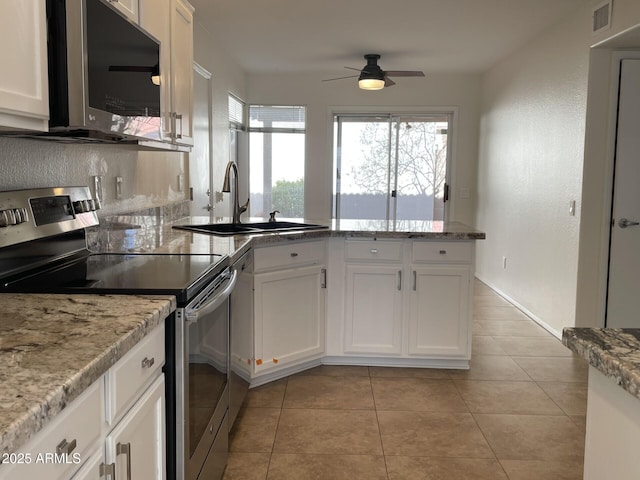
[344,265,403,355]
[139,0,172,140]
[105,375,166,480]
[109,0,139,23]
[254,265,325,373]
[408,266,471,357]
[0,0,48,131]
[170,0,194,146]
[70,449,104,480]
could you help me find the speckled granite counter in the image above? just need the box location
[562,328,640,400]
[0,294,175,456]
[89,216,485,262]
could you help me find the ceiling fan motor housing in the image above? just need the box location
[360,54,385,81]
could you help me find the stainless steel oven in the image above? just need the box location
[176,266,237,480]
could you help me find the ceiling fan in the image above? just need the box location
[323,54,425,90]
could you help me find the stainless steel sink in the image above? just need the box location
[173,221,329,236]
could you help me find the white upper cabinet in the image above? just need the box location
[107,0,139,23]
[139,0,194,146]
[0,0,49,131]
[169,0,194,146]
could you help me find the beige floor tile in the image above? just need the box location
[473,320,550,336]
[538,382,588,416]
[569,415,587,433]
[474,414,585,461]
[473,306,531,321]
[283,375,374,409]
[369,366,451,379]
[492,336,574,357]
[448,355,532,381]
[472,336,508,355]
[372,377,469,412]
[223,452,270,480]
[512,356,589,383]
[500,459,584,480]
[230,407,281,453]
[294,365,370,377]
[386,456,509,480]
[244,379,288,408]
[377,410,494,458]
[267,454,388,480]
[473,295,512,307]
[274,408,383,455]
[454,380,564,415]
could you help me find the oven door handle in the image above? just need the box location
[184,268,238,322]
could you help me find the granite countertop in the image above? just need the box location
[90,216,485,261]
[0,294,175,456]
[562,328,640,400]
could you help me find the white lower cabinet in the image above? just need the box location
[337,238,473,365]
[104,375,165,480]
[408,266,471,357]
[254,264,326,374]
[251,240,326,380]
[344,264,403,355]
[0,323,166,480]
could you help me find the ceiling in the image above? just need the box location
[189,0,591,76]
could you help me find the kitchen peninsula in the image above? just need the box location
[99,218,486,385]
[563,328,640,480]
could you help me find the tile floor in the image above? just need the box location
[223,280,588,480]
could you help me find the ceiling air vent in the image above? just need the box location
[592,0,612,34]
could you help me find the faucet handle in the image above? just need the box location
[239,198,250,215]
[269,210,280,222]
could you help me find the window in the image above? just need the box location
[333,113,451,223]
[249,105,306,218]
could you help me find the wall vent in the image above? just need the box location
[592,0,612,34]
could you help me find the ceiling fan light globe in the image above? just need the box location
[359,78,385,90]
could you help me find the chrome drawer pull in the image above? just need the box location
[56,438,77,455]
[439,250,447,255]
[141,356,155,369]
[100,462,116,479]
[290,252,298,257]
[370,248,378,254]
[116,442,132,480]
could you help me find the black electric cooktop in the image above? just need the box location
[2,253,228,305]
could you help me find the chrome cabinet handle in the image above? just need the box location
[321,268,327,289]
[56,438,77,455]
[439,250,447,255]
[290,252,298,257]
[141,356,155,369]
[370,248,378,254]
[100,462,116,479]
[397,270,402,291]
[619,218,640,228]
[116,442,132,480]
[175,113,183,139]
[413,270,417,291]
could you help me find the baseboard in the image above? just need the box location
[474,274,563,340]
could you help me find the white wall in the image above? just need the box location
[475,4,592,337]
[246,73,482,224]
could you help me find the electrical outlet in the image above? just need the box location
[93,175,103,201]
[115,176,123,200]
[502,256,507,269]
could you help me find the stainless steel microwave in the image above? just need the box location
[46,0,163,143]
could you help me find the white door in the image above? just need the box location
[190,64,213,217]
[606,58,640,327]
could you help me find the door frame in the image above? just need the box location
[329,105,459,223]
[600,50,640,326]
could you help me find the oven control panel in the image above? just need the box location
[0,186,100,248]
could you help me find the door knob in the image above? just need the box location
[618,218,640,228]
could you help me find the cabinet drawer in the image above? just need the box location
[412,241,472,263]
[345,240,403,262]
[254,241,325,272]
[107,323,165,424]
[0,380,103,480]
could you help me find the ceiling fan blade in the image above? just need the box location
[384,77,396,87]
[384,70,425,77]
[322,74,359,82]
[344,66,362,72]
